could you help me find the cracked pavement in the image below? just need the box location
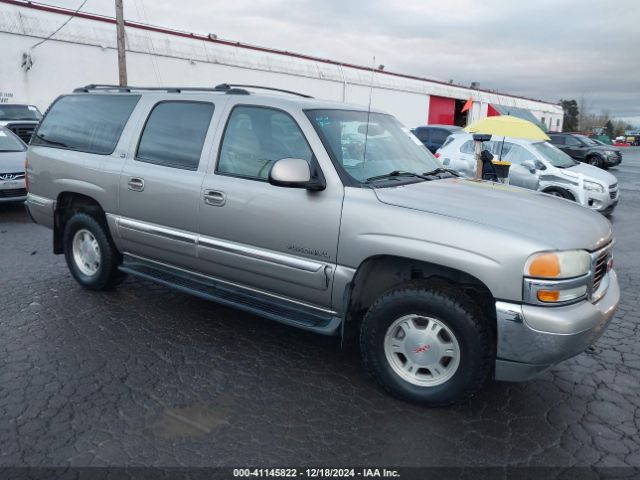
[0,150,639,469]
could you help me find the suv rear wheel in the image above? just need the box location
[63,213,125,290]
[359,285,492,406]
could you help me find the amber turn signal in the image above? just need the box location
[537,290,561,302]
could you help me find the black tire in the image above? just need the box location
[359,285,493,406]
[63,212,126,290]
[587,156,603,168]
[545,188,573,201]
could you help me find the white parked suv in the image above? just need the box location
[437,133,620,215]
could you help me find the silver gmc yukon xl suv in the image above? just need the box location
[26,84,620,406]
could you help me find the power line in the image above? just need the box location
[29,0,89,50]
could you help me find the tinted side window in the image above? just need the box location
[217,106,312,180]
[32,95,140,154]
[414,128,430,142]
[565,136,581,146]
[550,135,565,145]
[431,129,450,145]
[136,101,214,170]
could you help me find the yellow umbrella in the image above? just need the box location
[464,115,550,141]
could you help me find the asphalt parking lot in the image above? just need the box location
[1,150,639,470]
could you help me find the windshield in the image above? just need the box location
[306,110,440,183]
[0,129,26,152]
[0,105,42,121]
[532,142,577,168]
[575,135,598,146]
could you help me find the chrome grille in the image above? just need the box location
[592,249,609,292]
[6,123,37,143]
[609,184,618,199]
[0,172,25,180]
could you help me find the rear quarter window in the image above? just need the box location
[32,94,140,155]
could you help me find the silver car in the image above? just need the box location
[0,126,27,203]
[26,85,620,406]
[438,133,619,214]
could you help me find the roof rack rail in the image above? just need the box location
[73,84,312,98]
[214,84,313,98]
[73,84,231,94]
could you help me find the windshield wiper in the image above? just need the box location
[33,133,69,148]
[422,167,460,177]
[365,170,432,183]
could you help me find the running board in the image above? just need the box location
[119,255,341,335]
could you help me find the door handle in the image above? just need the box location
[203,189,226,206]
[127,177,145,192]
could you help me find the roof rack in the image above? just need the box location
[73,84,232,94]
[214,84,313,99]
[73,84,313,98]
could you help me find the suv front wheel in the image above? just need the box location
[359,285,493,406]
[63,213,125,290]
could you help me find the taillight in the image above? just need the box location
[25,155,29,192]
[435,152,441,158]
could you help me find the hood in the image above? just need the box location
[563,162,618,187]
[0,150,27,173]
[373,178,612,251]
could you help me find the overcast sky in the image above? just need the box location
[48,0,640,125]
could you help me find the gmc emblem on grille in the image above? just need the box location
[0,174,16,180]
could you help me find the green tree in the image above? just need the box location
[605,120,615,139]
[560,99,579,132]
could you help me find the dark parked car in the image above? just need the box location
[0,104,43,143]
[412,125,461,154]
[549,133,622,169]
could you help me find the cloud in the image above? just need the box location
[50,0,640,118]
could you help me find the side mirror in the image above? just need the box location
[521,160,537,173]
[535,160,547,171]
[268,158,325,191]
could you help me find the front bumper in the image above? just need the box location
[0,178,27,203]
[603,154,622,166]
[494,270,620,381]
[585,188,619,214]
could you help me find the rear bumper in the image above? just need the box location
[25,193,55,228]
[494,270,620,381]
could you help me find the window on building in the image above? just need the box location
[136,101,214,170]
[217,106,313,180]
[32,94,140,155]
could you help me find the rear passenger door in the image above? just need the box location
[197,102,343,309]
[114,98,219,268]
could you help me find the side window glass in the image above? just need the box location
[137,101,214,170]
[415,128,429,142]
[431,129,450,145]
[460,140,475,154]
[32,94,140,155]
[504,145,535,165]
[217,106,313,180]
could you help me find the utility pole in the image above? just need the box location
[115,0,127,86]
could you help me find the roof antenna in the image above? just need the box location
[362,55,376,165]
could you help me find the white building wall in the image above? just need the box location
[0,1,563,130]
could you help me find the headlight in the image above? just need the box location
[523,250,591,305]
[604,150,617,156]
[525,250,591,279]
[584,180,605,193]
